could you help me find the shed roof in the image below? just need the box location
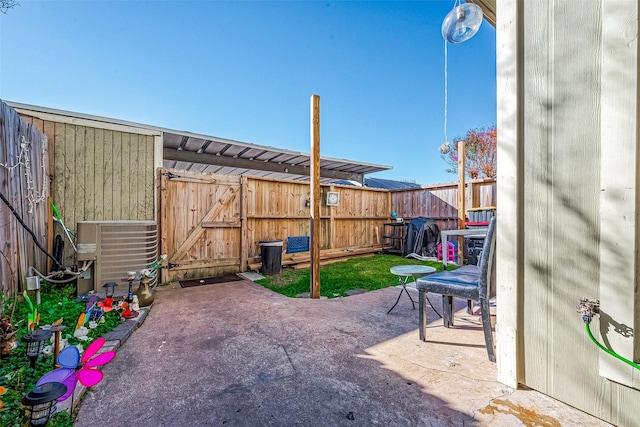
[333,177,422,190]
[161,128,390,183]
[6,101,391,183]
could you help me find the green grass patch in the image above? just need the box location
[256,254,450,298]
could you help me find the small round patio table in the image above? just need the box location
[388,265,436,314]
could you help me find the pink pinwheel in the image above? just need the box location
[36,337,116,401]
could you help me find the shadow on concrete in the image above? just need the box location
[74,280,610,427]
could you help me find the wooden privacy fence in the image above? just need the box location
[390,179,496,231]
[0,102,50,299]
[159,168,391,282]
[159,168,496,282]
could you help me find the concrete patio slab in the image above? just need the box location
[74,279,611,426]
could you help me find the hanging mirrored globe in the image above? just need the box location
[441,3,483,43]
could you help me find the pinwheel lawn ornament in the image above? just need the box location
[36,337,116,405]
[97,297,115,313]
[23,291,39,331]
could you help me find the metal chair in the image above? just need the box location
[416,217,497,362]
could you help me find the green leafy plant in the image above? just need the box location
[1,283,123,426]
[22,290,38,331]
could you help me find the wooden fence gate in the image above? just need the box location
[159,169,242,283]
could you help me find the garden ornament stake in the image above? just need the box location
[125,271,136,303]
[102,282,118,298]
[50,324,66,369]
[22,329,52,369]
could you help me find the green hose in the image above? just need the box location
[585,323,640,371]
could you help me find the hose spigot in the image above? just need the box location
[576,298,599,324]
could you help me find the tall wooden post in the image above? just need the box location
[310,95,321,298]
[457,140,466,263]
[458,140,466,228]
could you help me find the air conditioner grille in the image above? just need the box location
[77,221,159,292]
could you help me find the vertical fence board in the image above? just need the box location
[0,103,49,298]
[390,179,496,231]
[53,123,66,215]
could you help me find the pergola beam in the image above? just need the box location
[164,148,364,182]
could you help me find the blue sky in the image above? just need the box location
[0,0,495,185]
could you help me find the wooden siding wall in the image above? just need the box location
[0,102,49,298]
[21,115,157,267]
[505,0,640,424]
[390,179,496,231]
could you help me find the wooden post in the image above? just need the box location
[329,184,336,250]
[310,95,321,299]
[159,171,169,284]
[457,140,466,263]
[240,176,249,272]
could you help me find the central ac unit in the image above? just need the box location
[76,221,158,296]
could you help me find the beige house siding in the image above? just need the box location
[498,0,640,424]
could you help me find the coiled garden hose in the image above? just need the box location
[578,298,640,371]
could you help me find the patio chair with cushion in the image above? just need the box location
[416,217,497,362]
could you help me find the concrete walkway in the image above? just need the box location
[75,279,610,426]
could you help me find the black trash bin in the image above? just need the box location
[259,240,283,275]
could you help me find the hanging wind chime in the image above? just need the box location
[439,0,483,155]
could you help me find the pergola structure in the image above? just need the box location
[162,129,389,185]
[7,101,391,185]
